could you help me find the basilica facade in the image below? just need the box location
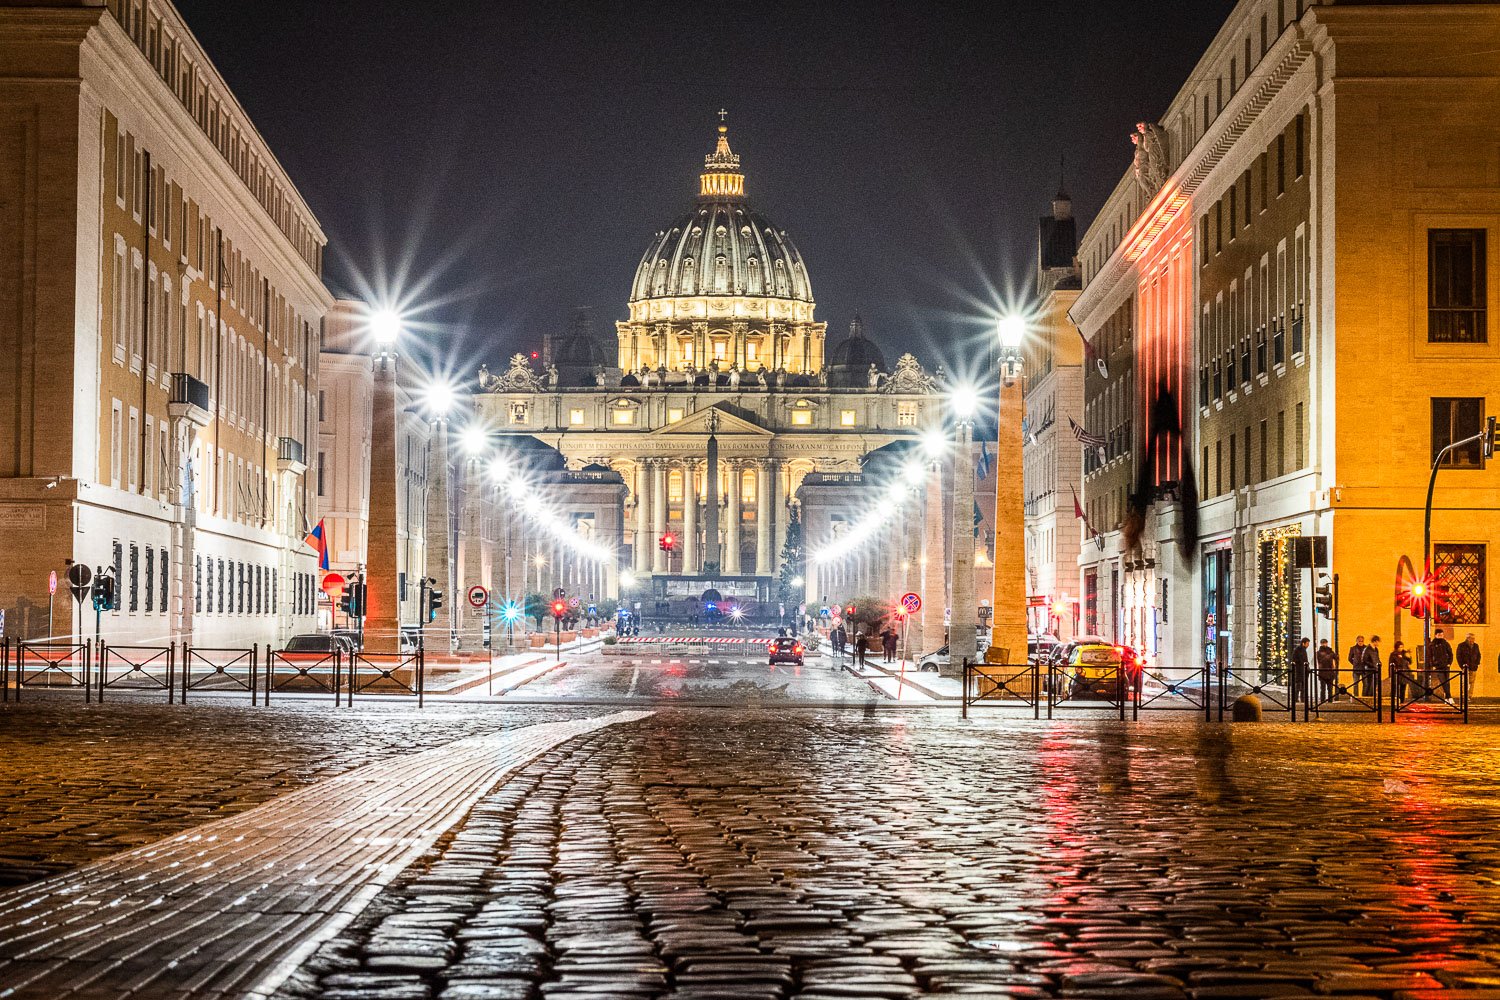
[471,123,947,612]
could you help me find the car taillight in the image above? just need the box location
[793,644,803,654]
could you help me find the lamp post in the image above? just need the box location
[364,309,404,649]
[946,384,979,677]
[988,314,1030,664]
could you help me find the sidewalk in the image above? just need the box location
[822,648,961,702]
[428,634,605,697]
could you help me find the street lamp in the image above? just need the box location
[998,315,1026,384]
[370,309,402,351]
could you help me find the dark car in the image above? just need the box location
[768,636,805,666]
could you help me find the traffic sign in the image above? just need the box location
[569,597,580,609]
[48,571,57,596]
[67,563,91,602]
[467,584,489,608]
[320,572,346,595]
[900,592,922,614]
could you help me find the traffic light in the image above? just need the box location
[348,582,367,617]
[1485,415,1499,460]
[551,598,567,619]
[659,532,675,552]
[338,592,352,616]
[91,573,116,612]
[1314,581,1333,619]
[427,588,444,622]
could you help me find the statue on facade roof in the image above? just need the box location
[477,363,494,391]
[545,363,559,389]
[1132,121,1169,197]
[867,363,881,389]
[728,366,741,389]
[491,353,545,392]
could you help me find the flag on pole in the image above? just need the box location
[975,440,991,480]
[1020,416,1037,445]
[303,518,330,571]
[1080,330,1110,379]
[1070,484,1107,552]
[1069,416,1106,448]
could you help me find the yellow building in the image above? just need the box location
[0,0,331,645]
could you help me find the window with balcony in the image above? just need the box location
[1434,543,1486,625]
[791,409,813,427]
[1429,229,1487,343]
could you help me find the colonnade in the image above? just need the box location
[632,457,779,577]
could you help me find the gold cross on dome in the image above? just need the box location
[718,108,728,122]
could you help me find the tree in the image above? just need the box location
[524,592,548,629]
[842,595,896,638]
[777,509,804,606]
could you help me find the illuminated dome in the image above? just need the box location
[630,124,813,305]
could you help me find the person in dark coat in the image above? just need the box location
[1427,627,1455,700]
[1458,632,1481,696]
[854,631,868,667]
[1289,637,1311,703]
[1362,636,1383,699]
[1315,639,1338,703]
[881,627,898,663]
[1347,635,1371,697]
[1389,640,1413,702]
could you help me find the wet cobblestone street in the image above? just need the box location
[275,711,1500,999]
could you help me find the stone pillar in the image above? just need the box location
[990,375,1028,663]
[651,460,667,574]
[424,419,453,651]
[755,459,774,576]
[633,463,650,573]
[365,358,402,647]
[725,461,742,574]
[682,460,699,575]
[948,420,978,675]
[920,461,946,660]
[704,419,721,573]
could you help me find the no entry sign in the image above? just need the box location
[900,592,922,614]
[467,584,489,608]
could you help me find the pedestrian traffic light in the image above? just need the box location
[1314,582,1333,619]
[338,592,352,615]
[90,573,116,612]
[551,598,567,619]
[348,582,366,617]
[659,532,675,552]
[1485,415,1500,460]
[427,588,444,622]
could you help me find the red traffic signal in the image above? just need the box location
[659,532,676,552]
[551,599,567,618]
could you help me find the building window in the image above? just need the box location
[839,409,856,427]
[791,409,813,427]
[129,543,140,612]
[1434,543,1486,625]
[509,401,528,424]
[1429,230,1487,344]
[667,407,684,424]
[569,408,586,426]
[746,341,759,362]
[1294,113,1306,178]
[144,546,154,612]
[612,407,636,426]
[1432,397,1484,469]
[318,389,326,420]
[160,548,168,614]
[317,451,325,496]
[1276,134,1286,195]
[712,339,728,361]
[897,401,918,427]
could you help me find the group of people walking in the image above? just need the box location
[1289,628,1480,703]
[828,624,900,666]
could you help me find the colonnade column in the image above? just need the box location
[681,460,699,575]
[756,459,776,577]
[633,463,650,574]
[725,461,742,575]
[651,459,667,574]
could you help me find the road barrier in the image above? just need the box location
[960,660,1040,718]
[265,646,343,704]
[97,644,175,702]
[181,646,259,703]
[1131,663,1212,720]
[1391,666,1468,722]
[8,641,92,701]
[1047,661,1129,720]
[348,649,425,707]
[1217,663,1297,721]
[1307,665,1383,721]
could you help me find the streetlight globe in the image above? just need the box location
[370,309,402,345]
[791,575,805,587]
[922,427,947,457]
[533,554,546,567]
[620,570,636,589]
[485,455,510,482]
[427,381,455,418]
[950,384,978,419]
[998,314,1026,350]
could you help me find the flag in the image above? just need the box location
[975,440,991,480]
[1071,484,1107,553]
[973,499,984,532]
[1071,484,1086,521]
[1080,330,1109,379]
[1069,416,1106,448]
[303,518,330,571]
[1021,416,1037,445]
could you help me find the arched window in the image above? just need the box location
[774,259,788,296]
[714,255,728,293]
[654,259,668,295]
[681,258,695,295]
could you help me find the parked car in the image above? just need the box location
[1050,639,1144,700]
[279,634,342,665]
[1028,633,1062,665]
[768,636,805,666]
[330,629,361,654]
[916,645,948,673]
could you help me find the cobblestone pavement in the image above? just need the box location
[279,712,1500,1000]
[0,695,589,887]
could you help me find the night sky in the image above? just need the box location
[174,1,1232,378]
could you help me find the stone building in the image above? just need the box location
[1021,190,1086,641]
[0,0,330,646]
[471,123,948,620]
[1073,0,1500,691]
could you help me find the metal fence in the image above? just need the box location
[1132,663,1212,720]
[181,646,259,703]
[98,644,176,702]
[1307,665,1383,721]
[7,642,93,701]
[1047,662,1129,720]
[348,649,425,707]
[265,646,343,704]
[1391,666,1468,722]
[1217,663,1297,721]
[960,660,1040,718]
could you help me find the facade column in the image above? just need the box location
[755,459,774,576]
[725,461,742,574]
[633,462,650,573]
[424,419,454,651]
[365,357,402,648]
[920,461,947,660]
[948,419,978,675]
[651,459,667,574]
[682,460,699,575]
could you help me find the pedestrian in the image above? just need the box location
[1458,632,1480,698]
[836,623,848,657]
[1428,627,1455,700]
[1347,635,1370,697]
[1289,637,1311,706]
[855,630,868,667]
[1315,639,1337,703]
[1363,635,1382,699]
[881,626,897,663]
[1389,639,1413,702]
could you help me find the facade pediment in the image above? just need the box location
[652,404,772,438]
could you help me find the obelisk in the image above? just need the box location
[704,410,721,574]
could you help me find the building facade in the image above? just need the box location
[471,124,948,620]
[1074,0,1500,692]
[0,0,331,646]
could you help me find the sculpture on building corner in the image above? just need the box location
[1132,121,1169,196]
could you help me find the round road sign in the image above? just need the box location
[467,584,489,608]
[900,592,922,614]
[48,571,57,596]
[320,572,346,595]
